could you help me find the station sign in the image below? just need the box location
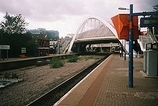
[140,17,158,27]
[21,47,26,53]
[0,45,10,50]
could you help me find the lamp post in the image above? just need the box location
[119,4,133,88]
[129,4,133,88]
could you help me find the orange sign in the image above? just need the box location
[111,14,139,40]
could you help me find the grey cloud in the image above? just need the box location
[0,0,157,23]
[0,0,31,15]
[0,0,89,22]
[130,0,158,11]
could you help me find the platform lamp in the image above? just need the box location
[118,4,134,88]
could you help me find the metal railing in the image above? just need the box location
[138,29,158,51]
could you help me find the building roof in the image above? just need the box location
[33,34,49,40]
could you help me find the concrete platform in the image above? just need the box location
[54,54,158,106]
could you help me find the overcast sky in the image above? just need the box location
[0,0,157,37]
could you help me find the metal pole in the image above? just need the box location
[129,4,133,88]
[7,50,8,60]
[124,40,126,60]
[0,50,1,60]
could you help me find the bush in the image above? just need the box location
[68,55,78,62]
[50,57,64,68]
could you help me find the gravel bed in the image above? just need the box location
[0,56,102,106]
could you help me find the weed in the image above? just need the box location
[50,57,64,68]
[68,55,78,62]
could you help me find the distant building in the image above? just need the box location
[33,34,50,56]
[28,29,41,34]
[67,34,74,38]
[28,28,59,40]
[49,40,57,54]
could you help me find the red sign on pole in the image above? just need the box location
[111,14,139,40]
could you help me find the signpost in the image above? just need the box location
[0,45,10,50]
[21,47,26,54]
[0,45,10,60]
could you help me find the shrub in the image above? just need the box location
[50,57,64,68]
[68,55,78,62]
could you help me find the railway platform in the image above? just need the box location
[55,54,158,106]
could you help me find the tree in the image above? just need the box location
[0,13,36,57]
[152,4,158,34]
[153,4,158,11]
[0,12,28,34]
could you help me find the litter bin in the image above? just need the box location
[146,50,158,76]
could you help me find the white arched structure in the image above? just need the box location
[67,16,119,53]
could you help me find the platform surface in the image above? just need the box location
[55,54,158,106]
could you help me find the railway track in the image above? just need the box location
[27,55,109,106]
